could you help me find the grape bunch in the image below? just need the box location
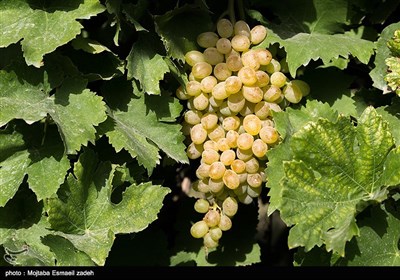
[175,18,310,250]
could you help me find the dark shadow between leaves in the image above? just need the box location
[27,0,83,13]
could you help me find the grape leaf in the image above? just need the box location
[266,100,338,215]
[251,0,375,77]
[0,124,69,206]
[279,106,400,256]
[47,149,171,265]
[102,81,188,175]
[337,199,400,266]
[126,32,169,95]
[41,235,95,266]
[370,22,400,93]
[69,36,125,81]
[0,71,107,154]
[154,4,213,62]
[377,102,400,146]
[0,0,105,67]
[2,219,55,266]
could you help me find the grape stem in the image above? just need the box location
[237,0,245,21]
[228,0,236,24]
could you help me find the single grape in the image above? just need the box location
[194,198,210,213]
[216,38,232,54]
[250,25,267,45]
[203,232,219,248]
[203,209,221,227]
[222,196,239,217]
[209,161,226,180]
[201,149,220,165]
[218,214,232,231]
[197,32,219,48]
[185,50,205,66]
[217,18,234,38]
[223,169,240,190]
[190,220,209,238]
[209,227,223,241]
[231,34,251,52]
[192,61,213,79]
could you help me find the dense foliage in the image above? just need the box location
[0,0,399,267]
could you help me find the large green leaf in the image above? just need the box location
[103,81,188,175]
[279,106,400,256]
[0,124,69,206]
[47,149,171,265]
[0,71,107,154]
[251,0,375,77]
[0,0,105,67]
[126,33,169,95]
[370,22,400,93]
[266,100,338,215]
[338,199,400,266]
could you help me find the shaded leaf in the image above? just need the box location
[154,4,213,62]
[47,149,171,265]
[251,0,375,77]
[126,33,169,95]
[0,123,69,206]
[0,70,107,154]
[0,0,105,67]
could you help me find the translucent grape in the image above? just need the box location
[204,232,219,248]
[209,161,226,180]
[270,72,287,88]
[216,38,232,54]
[222,115,241,131]
[190,124,208,144]
[185,50,205,67]
[236,132,254,150]
[209,227,223,241]
[227,91,246,113]
[252,138,268,158]
[192,62,213,79]
[186,142,204,160]
[208,177,224,193]
[190,220,209,238]
[238,66,257,86]
[259,126,279,144]
[243,114,262,135]
[220,149,236,166]
[245,157,260,173]
[203,47,224,65]
[194,198,210,213]
[217,18,234,38]
[231,34,251,52]
[201,75,218,93]
[231,159,246,174]
[201,149,220,165]
[201,112,218,130]
[242,86,264,103]
[218,214,232,231]
[225,76,243,95]
[197,32,219,48]
[234,20,251,38]
[203,209,221,227]
[184,109,202,125]
[222,197,239,217]
[250,25,267,45]
[223,169,240,189]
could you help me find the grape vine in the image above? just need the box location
[176,15,310,251]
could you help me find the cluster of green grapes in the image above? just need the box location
[176,18,310,250]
